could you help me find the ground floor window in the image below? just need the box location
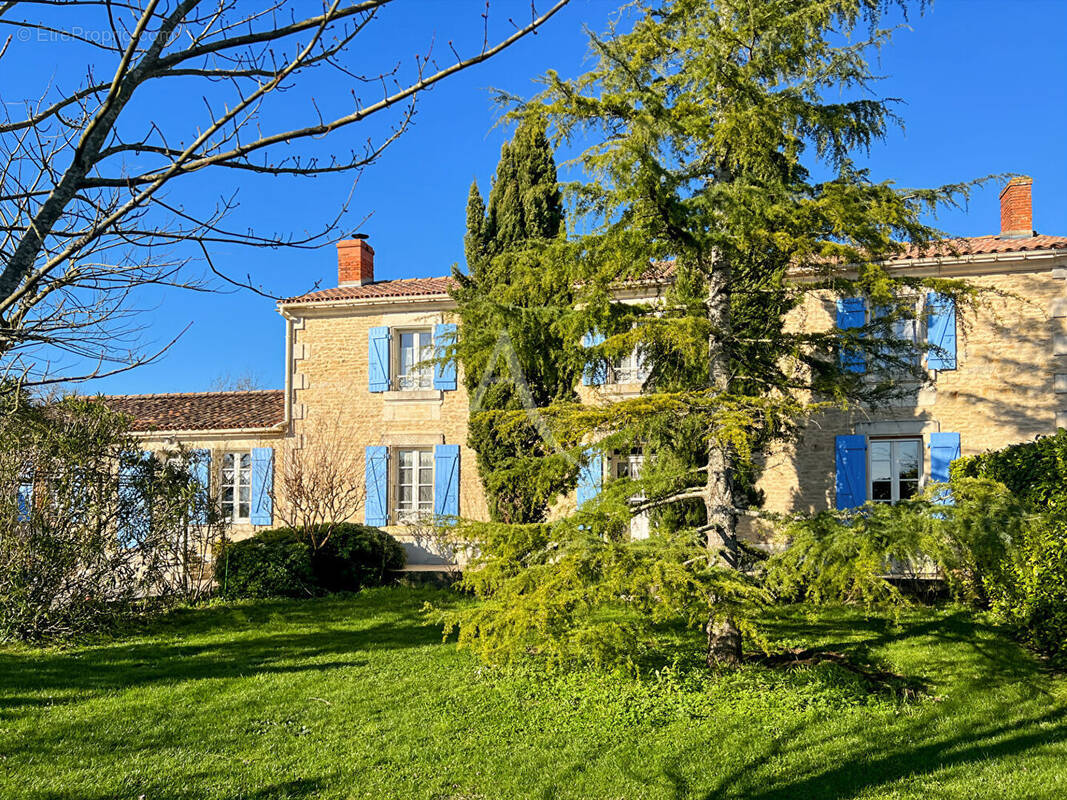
[395,448,433,523]
[868,438,921,503]
[220,452,252,521]
[609,448,648,539]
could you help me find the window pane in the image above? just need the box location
[898,442,920,481]
[419,450,433,469]
[399,485,412,506]
[870,458,891,483]
[222,467,234,485]
[899,480,918,501]
[222,487,234,504]
[239,486,250,503]
[240,453,251,470]
[418,485,433,503]
[239,501,250,519]
[872,481,892,501]
[223,453,235,469]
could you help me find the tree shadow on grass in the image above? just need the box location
[650,608,1067,799]
[36,776,328,800]
[0,591,453,716]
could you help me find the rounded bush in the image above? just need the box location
[216,524,405,599]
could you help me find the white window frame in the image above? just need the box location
[393,328,434,391]
[609,448,649,539]
[868,295,925,372]
[393,447,434,524]
[867,437,923,504]
[607,348,650,385]
[220,451,252,522]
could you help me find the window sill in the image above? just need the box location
[597,382,645,396]
[383,389,443,402]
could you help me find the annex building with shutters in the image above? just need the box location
[100,178,1067,563]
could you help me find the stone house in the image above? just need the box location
[101,178,1067,561]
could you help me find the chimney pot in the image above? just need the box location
[999,177,1033,239]
[337,239,374,286]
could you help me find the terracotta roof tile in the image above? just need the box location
[889,234,1067,261]
[280,235,1067,306]
[97,390,285,432]
[282,276,455,304]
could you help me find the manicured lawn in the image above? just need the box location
[1,588,1065,799]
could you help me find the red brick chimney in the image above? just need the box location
[999,177,1033,239]
[337,238,374,286]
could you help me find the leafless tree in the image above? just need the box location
[207,369,264,392]
[273,417,365,550]
[0,0,569,390]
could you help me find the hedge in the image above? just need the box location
[216,524,405,599]
[953,431,1067,661]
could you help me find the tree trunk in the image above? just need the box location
[703,241,743,666]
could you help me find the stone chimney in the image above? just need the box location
[337,238,374,286]
[1000,177,1033,239]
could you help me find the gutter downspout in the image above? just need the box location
[282,309,295,433]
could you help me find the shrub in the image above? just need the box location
[216,523,404,599]
[215,529,315,599]
[987,516,1067,662]
[952,433,1067,660]
[953,429,1067,514]
[0,394,225,642]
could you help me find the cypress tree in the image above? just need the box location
[452,117,574,524]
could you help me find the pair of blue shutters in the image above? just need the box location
[364,444,460,527]
[368,324,458,392]
[189,448,273,526]
[836,293,956,372]
[114,448,273,541]
[834,432,961,510]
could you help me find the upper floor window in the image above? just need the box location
[396,329,434,390]
[220,451,252,521]
[868,438,921,503]
[608,349,650,385]
[395,447,434,523]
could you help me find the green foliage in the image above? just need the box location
[765,479,1029,609]
[452,116,577,523]
[992,516,1067,660]
[0,393,223,641]
[439,517,768,668]
[447,0,991,669]
[766,476,1067,662]
[949,436,1067,659]
[216,523,404,599]
[953,428,1067,514]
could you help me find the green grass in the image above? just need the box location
[1,588,1065,799]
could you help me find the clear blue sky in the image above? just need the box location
[29,0,1067,395]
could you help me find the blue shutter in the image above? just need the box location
[926,293,957,370]
[368,326,391,392]
[836,298,867,374]
[928,432,961,484]
[929,431,961,506]
[835,434,867,510]
[433,323,458,391]
[576,448,603,508]
[434,444,460,521]
[16,479,32,522]
[364,446,389,527]
[582,331,607,386]
[250,447,273,526]
[189,449,211,525]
